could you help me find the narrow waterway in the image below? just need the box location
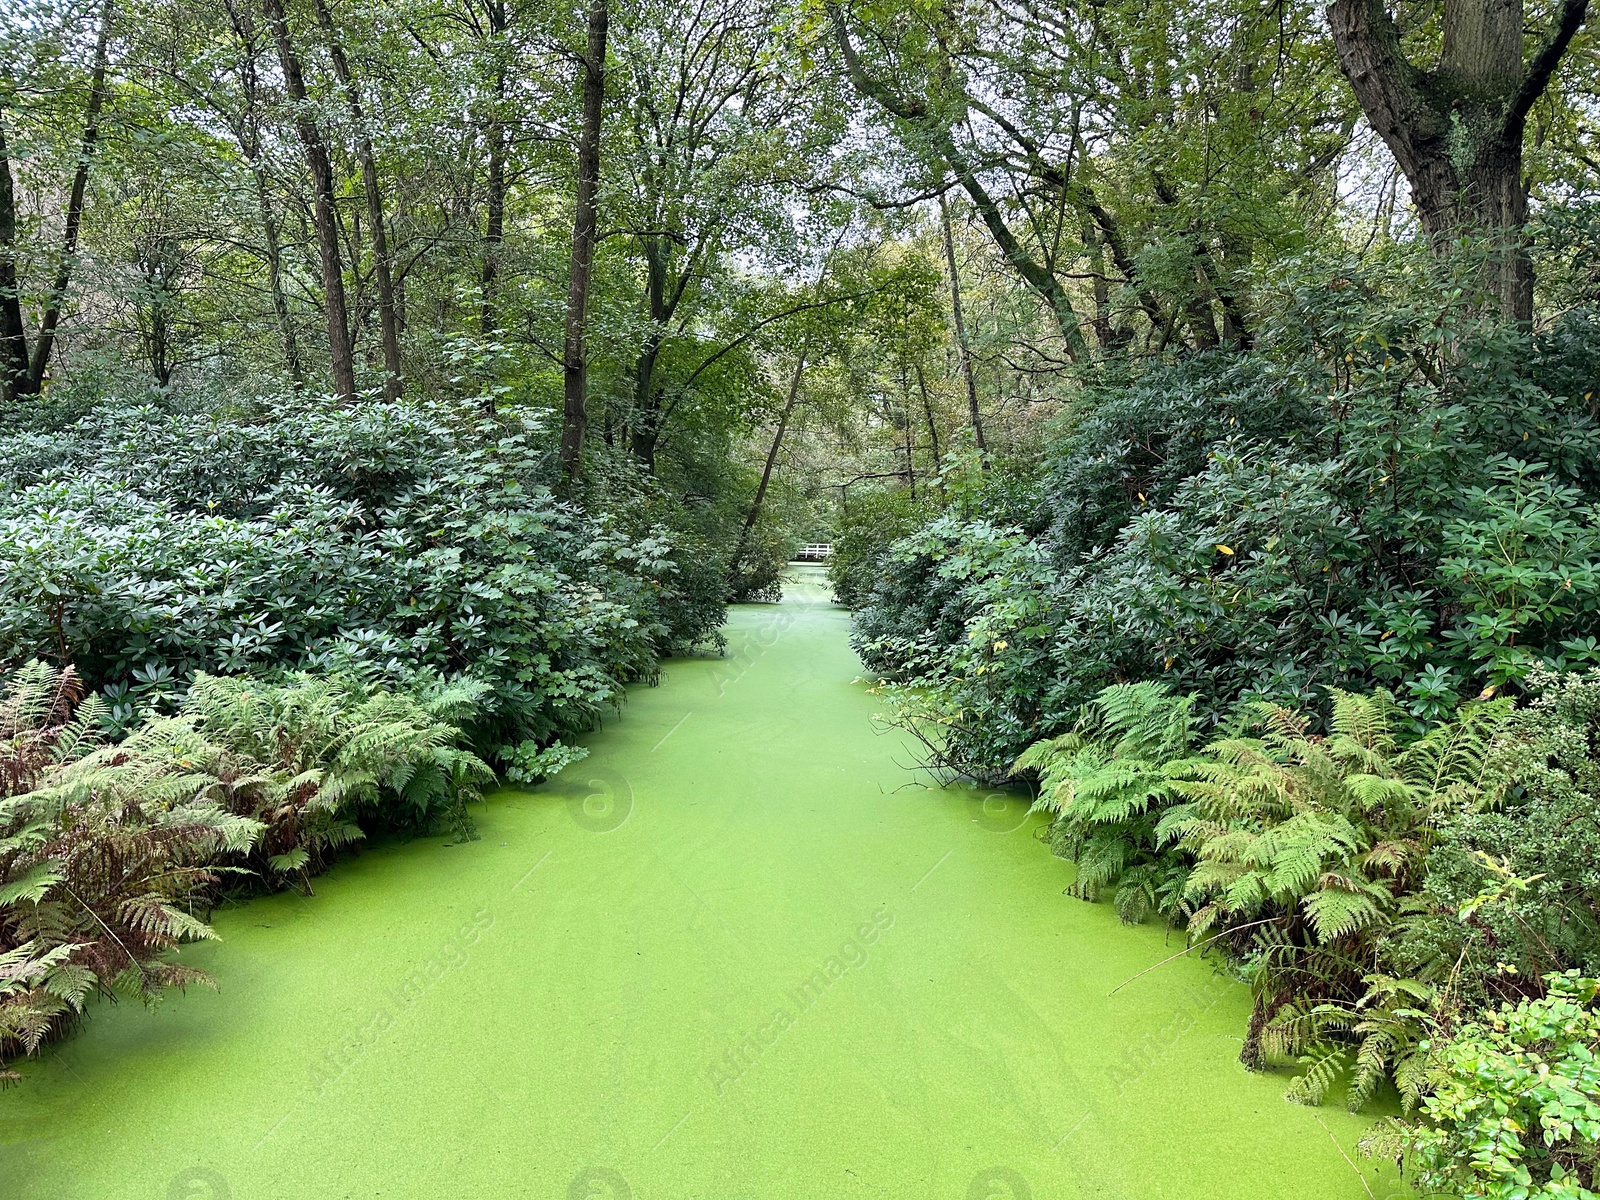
[1,567,1401,1199]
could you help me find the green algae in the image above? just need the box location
[0,566,1406,1199]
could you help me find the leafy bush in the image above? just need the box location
[1013,682,1197,924]
[1371,972,1600,1199]
[1169,690,1512,1107]
[828,485,931,609]
[1426,669,1600,996]
[854,270,1600,783]
[183,672,496,869]
[1012,682,1521,1109]
[0,657,528,1078]
[0,391,728,759]
[726,519,791,604]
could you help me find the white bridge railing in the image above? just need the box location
[792,543,833,562]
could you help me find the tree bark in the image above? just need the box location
[562,0,608,480]
[1327,0,1588,323]
[479,0,508,337]
[312,0,402,399]
[264,0,357,402]
[9,0,115,399]
[628,235,669,470]
[913,360,943,470]
[733,347,808,574]
[938,196,986,457]
[0,113,30,403]
[252,166,304,387]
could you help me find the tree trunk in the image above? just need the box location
[562,0,608,481]
[264,0,357,402]
[312,0,402,399]
[938,196,986,457]
[828,6,1088,361]
[13,0,115,399]
[913,361,943,470]
[222,0,303,386]
[629,236,669,470]
[252,166,304,387]
[732,348,808,576]
[480,1,508,337]
[1326,0,1588,324]
[0,113,29,403]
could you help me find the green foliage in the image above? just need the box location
[0,391,726,756]
[0,661,263,1082]
[828,486,931,609]
[1010,680,1522,1109]
[500,740,589,786]
[1169,690,1511,1104]
[1371,972,1600,1199]
[854,264,1600,782]
[1427,669,1600,996]
[182,672,495,857]
[0,657,506,1077]
[1012,682,1196,924]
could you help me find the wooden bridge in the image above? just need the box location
[792,543,833,562]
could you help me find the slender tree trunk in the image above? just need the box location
[264,0,357,402]
[223,0,303,386]
[732,348,808,577]
[16,0,115,398]
[629,236,668,469]
[1083,219,1117,352]
[480,1,508,336]
[0,114,29,403]
[561,0,608,480]
[252,166,304,386]
[939,196,986,458]
[313,0,402,399]
[480,109,505,336]
[913,361,943,470]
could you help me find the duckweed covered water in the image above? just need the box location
[0,567,1404,1199]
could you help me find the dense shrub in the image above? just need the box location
[1373,973,1600,1199]
[827,486,933,609]
[1016,682,1515,1108]
[0,662,263,1081]
[854,269,1600,780]
[0,658,524,1079]
[0,391,727,759]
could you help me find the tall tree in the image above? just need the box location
[938,196,984,456]
[262,0,357,402]
[1327,0,1590,322]
[220,0,304,384]
[478,0,508,336]
[561,0,607,480]
[1,0,115,402]
[311,0,403,398]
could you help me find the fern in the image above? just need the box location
[0,663,494,1079]
[1169,689,1510,1108]
[1014,683,1199,921]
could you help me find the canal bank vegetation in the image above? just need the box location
[814,1,1600,1196]
[4,0,1600,1191]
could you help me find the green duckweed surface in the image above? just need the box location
[1,566,1406,1199]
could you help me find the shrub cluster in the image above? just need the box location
[853,266,1600,780]
[0,390,728,758]
[0,387,734,1079]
